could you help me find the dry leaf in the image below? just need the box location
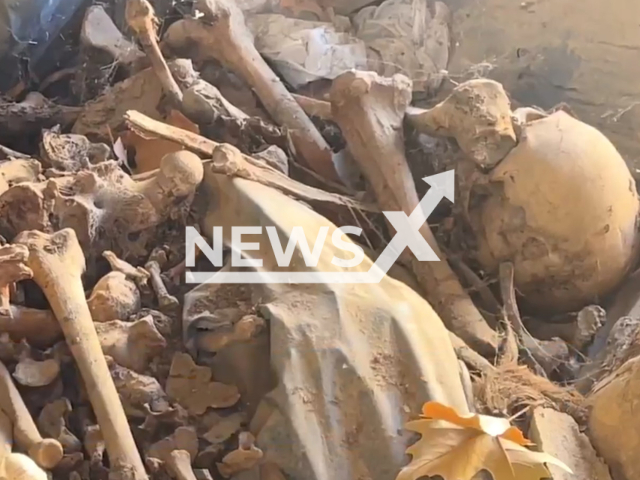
[165,352,240,415]
[396,401,572,480]
[122,109,199,173]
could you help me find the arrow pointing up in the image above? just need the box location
[423,169,455,203]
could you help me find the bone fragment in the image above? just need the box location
[81,6,145,68]
[147,426,199,480]
[14,229,148,480]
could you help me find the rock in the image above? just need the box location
[529,407,611,480]
[589,356,640,480]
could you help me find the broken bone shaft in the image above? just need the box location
[15,229,149,480]
[0,360,63,469]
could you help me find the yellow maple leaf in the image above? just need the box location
[396,401,572,480]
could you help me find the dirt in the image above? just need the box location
[447,0,640,172]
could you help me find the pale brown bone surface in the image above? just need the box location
[0,408,49,480]
[88,271,141,323]
[0,151,204,256]
[0,359,63,469]
[406,79,517,169]
[330,71,498,356]
[147,426,198,480]
[14,228,148,480]
[0,244,32,317]
[162,0,339,182]
[123,110,377,222]
[0,306,62,349]
[126,0,183,106]
[145,260,179,311]
[95,317,166,372]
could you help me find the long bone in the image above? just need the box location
[14,228,149,480]
[329,71,499,356]
[0,360,63,469]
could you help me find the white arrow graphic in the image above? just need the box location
[186,170,454,284]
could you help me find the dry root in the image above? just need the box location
[473,363,586,425]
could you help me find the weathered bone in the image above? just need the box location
[0,409,48,480]
[330,71,498,355]
[103,250,151,286]
[146,260,179,311]
[0,151,203,256]
[0,306,61,349]
[88,271,141,323]
[95,317,166,372]
[147,426,199,480]
[123,110,377,222]
[0,158,41,196]
[126,0,183,106]
[0,360,63,469]
[162,0,339,182]
[406,79,517,169]
[14,228,148,480]
[0,244,32,317]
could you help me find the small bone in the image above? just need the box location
[102,250,150,287]
[330,71,499,356]
[83,425,105,465]
[95,317,166,372]
[216,432,263,478]
[162,0,339,182]
[37,398,82,454]
[81,6,145,68]
[146,260,178,311]
[0,244,32,318]
[147,426,199,480]
[0,409,48,480]
[88,271,141,323]
[0,360,63,469]
[126,0,183,106]
[14,229,148,480]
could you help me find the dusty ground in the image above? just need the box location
[447,0,640,172]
